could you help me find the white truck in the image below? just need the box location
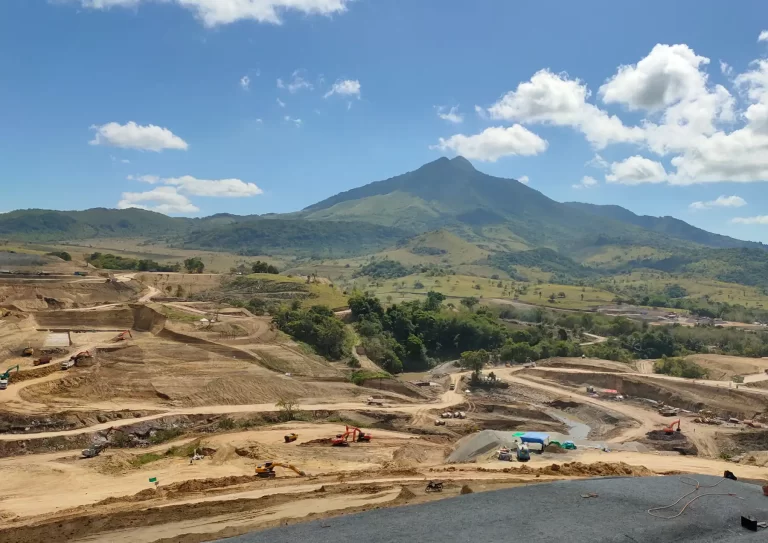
[61,360,75,370]
[0,378,7,390]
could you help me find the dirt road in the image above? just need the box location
[579,333,606,346]
[139,285,161,303]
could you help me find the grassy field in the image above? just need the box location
[577,245,670,268]
[352,273,616,310]
[601,270,768,307]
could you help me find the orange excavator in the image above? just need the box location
[331,425,372,447]
[112,330,132,342]
[664,419,682,435]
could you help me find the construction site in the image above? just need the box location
[1,261,768,543]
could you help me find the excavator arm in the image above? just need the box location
[0,365,20,379]
[276,462,306,476]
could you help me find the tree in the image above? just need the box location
[460,297,479,311]
[184,257,205,274]
[424,291,446,311]
[460,349,490,380]
[276,398,299,421]
[252,260,279,274]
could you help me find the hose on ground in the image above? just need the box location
[647,477,743,520]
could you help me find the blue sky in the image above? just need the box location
[2,1,768,242]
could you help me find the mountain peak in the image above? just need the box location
[449,156,475,170]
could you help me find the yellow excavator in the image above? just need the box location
[255,461,306,478]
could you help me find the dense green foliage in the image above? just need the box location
[251,260,279,274]
[654,356,709,379]
[87,252,180,272]
[490,248,598,282]
[46,251,71,261]
[349,292,508,373]
[183,257,205,274]
[272,303,350,360]
[356,259,410,279]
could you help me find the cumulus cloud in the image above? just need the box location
[518,175,530,185]
[586,153,609,170]
[89,121,188,151]
[164,175,263,197]
[759,31,768,43]
[324,79,361,99]
[240,75,251,90]
[436,105,463,124]
[606,156,667,185]
[689,195,747,210]
[572,176,598,189]
[733,215,768,224]
[78,0,352,27]
[277,70,313,93]
[487,69,643,148]
[118,186,199,214]
[431,125,548,162]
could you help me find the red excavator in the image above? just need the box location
[664,419,682,435]
[331,425,372,446]
[112,330,132,342]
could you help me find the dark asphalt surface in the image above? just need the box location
[216,475,768,543]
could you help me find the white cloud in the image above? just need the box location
[163,175,263,197]
[586,153,609,170]
[121,159,130,164]
[79,0,352,27]
[436,105,463,124]
[277,70,313,93]
[759,30,768,43]
[518,175,530,185]
[599,44,711,111]
[487,69,643,148]
[733,215,768,224]
[89,121,188,151]
[276,98,286,108]
[689,195,747,210]
[431,125,548,162]
[720,60,733,76]
[606,156,667,185]
[324,79,361,99]
[127,174,161,184]
[474,105,488,120]
[572,175,598,189]
[240,75,251,90]
[117,186,199,214]
[284,115,302,127]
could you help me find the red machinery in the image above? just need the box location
[112,330,132,342]
[663,419,682,435]
[331,426,372,446]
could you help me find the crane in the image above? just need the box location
[663,419,682,435]
[0,365,20,390]
[255,461,306,478]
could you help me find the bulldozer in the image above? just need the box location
[0,365,20,390]
[21,347,34,357]
[663,419,682,435]
[255,461,305,478]
[284,433,298,443]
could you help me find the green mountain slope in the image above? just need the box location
[564,202,765,250]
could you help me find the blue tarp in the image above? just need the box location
[520,432,550,447]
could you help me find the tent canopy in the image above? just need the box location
[520,432,550,447]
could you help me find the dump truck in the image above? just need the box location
[33,355,52,366]
[284,433,298,443]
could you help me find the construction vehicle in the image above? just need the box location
[21,347,33,357]
[331,426,372,446]
[449,383,456,390]
[69,351,92,366]
[81,443,107,458]
[33,355,52,366]
[61,359,75,370]
[425,481,443,492]
[366,396,385,406]
[0,365,20,390]
[663,419,682,435]
[516,443,531,462]
[434,419,446,426]
[112,330,132,342]
[659,406,678,417]
[255,461,305,478]
[284,433,298,443]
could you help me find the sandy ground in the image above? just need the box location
[1,276,768,542]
